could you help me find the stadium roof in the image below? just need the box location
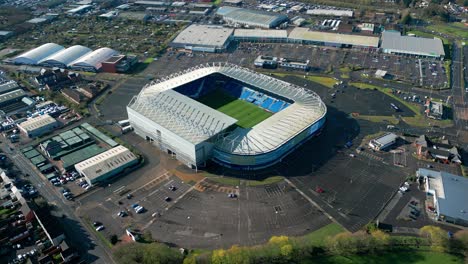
[171,25,234,48]
[381,31,445,57]
[39,45,92,66]
[418,168,468,222]
[75,146,137,181]
[130,86,237,144]
[306,9,353,17]
[234,29,288,38]
[216,6,288,28]
[130,63,326,155]
[289,27,379,47]
[70,47,119,70]
[13,43,65,65]
[18,114,56,132]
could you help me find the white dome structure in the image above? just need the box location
[69,47,119,72]
[13,43,65,65]
[39,45,92,68]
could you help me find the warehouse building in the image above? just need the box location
[288,27,379,50]
[418,168,468,226]
[17,114,58,138]
[13,43,65,65]
[216,7,288,28]
[368,132,398,151]
[69,47,119,72]
[306,9,354,17]
[233,29,288,43]
[0,89,27,108]
[0,80,20,94]
[171,25,234,53]
[381,31,445,59]
[39,45,92,68]
[74,146,138,186]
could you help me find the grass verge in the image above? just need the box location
[246,176,284,186]
[84,218,113,248]
[302,251,464,264]
[271,72,338,88]
[299,223,346,246]
[427,23,468,40]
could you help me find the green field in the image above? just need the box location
[197,89,273,128]
[303,251,464,264]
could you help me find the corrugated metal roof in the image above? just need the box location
[234,29,287,38]
[381,31,445,57]
[18,114,56,132]
[216,7,287,28]
[70,47,118,70]
[418,168,468,222]
[289,27,379,47]
[75,146,137,181]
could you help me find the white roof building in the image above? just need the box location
[69,47,119,72]
[13,43,65,65]
[39,45,92,68]
[75,146,138,184]
[171,25,234,52]
[306,9,354,17]
[289,27,379,48]
[17,114,58,138]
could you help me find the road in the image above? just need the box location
[1,140,115,264]
[451,43,468,134]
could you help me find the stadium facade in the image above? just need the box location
[127,63,326,170]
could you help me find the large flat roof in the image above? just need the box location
[75,146,137,181]
[234,29,288,38]
[18,114,56,132]
[289,27,379,47]
[172,25,234,48]
[217,7,288,28]
[381,31,445,57]
[0,89,26,104]
[306,9,353,17]
[418,168,468,222]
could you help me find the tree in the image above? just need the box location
[211,249,227,264]
[452,230,468,256]
[401,11,412,25]
[110,234,118,245]
[114,243,183,264]
[420,225,449,252]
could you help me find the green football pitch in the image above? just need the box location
[197,89,273,128]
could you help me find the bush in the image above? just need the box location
[110,234,119,245]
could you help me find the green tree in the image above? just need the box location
[420,225,449,252]
[110,234,118,245]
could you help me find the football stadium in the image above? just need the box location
[127,63,326,170]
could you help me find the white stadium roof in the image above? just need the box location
[39,45,92,66]
[129,63,326,155]
[13,43,65,65]
[70,47,119,70]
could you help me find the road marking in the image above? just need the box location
[284,178,349,232]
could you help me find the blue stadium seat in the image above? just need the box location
[240,89,252,100]
[261,97,274,109]
[269,100,283,113]
[279,102,290,111]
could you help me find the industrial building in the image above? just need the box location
[216,7,288,28]
[39,45,92,68]
[233,29,288,42]
[69,47,119,72]
[0,89,27,108]
[13,43,65,65]
[0,80,20,94]
[306,9,354,17]
[101,55,138,73]
[17,114,59,138]
[66,5,93,15]
[170,25,234,53]
[288,28,379,50]
[75,146,138,186]
[368,132,398,150]
[127,63,326,170]
[417,168,468,226]
[381,31,445,59]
